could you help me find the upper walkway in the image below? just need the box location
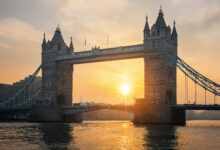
[56,44,145,64]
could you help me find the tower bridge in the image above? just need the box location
[0,8,219,124]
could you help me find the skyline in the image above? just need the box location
[0,0,220,104]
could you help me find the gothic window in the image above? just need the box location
[149,87,153,97]
[58,43,61,51]
[168,71,173,82]
[156,88,160,98]
[61,79,65,87]
[152,41,156,48]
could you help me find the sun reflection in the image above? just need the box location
[122,123,128,128]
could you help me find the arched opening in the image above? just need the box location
[61,79,65,87]
[57,95,66,105]
[165,90,173,104]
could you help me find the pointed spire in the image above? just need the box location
[172,21,177,36]
[56,24,61,32]
[159,5,163,14]
[155,6,166,30]
[70,37,73,48]
[42,33,46,46]
[171,21,178,42]
[144,16,150,31]
[69,36,74,51]
[51,25,65,44]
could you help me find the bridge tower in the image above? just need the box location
[29,26,75,121]
[134,8,185,124]
[41,26,73,106]
[144,8,177,105]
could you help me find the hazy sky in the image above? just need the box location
[0,0,219,104]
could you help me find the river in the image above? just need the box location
[0,120,219,150]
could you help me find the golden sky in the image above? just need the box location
[0,0,219,104]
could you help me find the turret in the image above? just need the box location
[51,25,65,45]
[42,33,47,50]
[171,21,178,43]
[69,37,74,52]
[154,7,167,37]
[144,16,150,41]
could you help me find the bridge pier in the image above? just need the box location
[133,104,185,125]
[28,105,83,122]
[28,106,63,122]
[63,113,83,123]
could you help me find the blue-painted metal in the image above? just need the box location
[174,104,220,110]
[2,65,42,107]
[165,51,220,96]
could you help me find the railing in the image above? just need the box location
[174,104,220,110]
[56,44,144,61]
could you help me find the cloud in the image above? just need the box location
[0,18,44,84]
[0,18,43,43]
[0,0,219,104]
[0,42,15,50]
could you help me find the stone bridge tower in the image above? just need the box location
[41,26,73,106]
[143,8,177,105]
[134,8,185,125]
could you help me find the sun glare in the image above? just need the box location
[120,83,131,95]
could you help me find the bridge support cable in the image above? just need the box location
[165,51,220,97]
[214,94,216,105]
[17,88,41,108]
[185,75,189,104]
[3,65,42,107]
[195,82,197,104]
[205,89,207,105]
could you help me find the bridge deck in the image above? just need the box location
[1,104,220,115]
[174,104,220,110]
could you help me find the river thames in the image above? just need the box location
[0,120,220,150]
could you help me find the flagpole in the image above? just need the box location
[107,35,108,48]
[85,38,86,51]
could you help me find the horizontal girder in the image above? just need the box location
[56,44,144,64]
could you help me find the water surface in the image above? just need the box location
[0,120,220,150]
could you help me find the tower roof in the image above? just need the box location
[69,36,74,49]
[171,21,177,36]
[51,25,65,44]
[42,33,46,46]
[155,7,166,30]
[144,16,150,31]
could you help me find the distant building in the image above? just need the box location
[0,76,42,102]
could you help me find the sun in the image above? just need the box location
[119,83,131,95]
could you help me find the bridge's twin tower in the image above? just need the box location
[34,8,185,124]
[41,26,73,106]
[143,8,177,105]
[133,9,185,124]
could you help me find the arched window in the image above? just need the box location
[61,79,65,87]
[168,71,173,82]
[58,43,61,51]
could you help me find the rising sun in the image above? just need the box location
[119,83,131,95]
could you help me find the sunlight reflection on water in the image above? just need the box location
[0,120,220,150]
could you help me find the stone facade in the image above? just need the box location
[0,77,41,103]
[143,8,178,105]
[41,26,73,106]
[133,8,185,125]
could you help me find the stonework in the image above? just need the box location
[143,8,178,105]
[36,9,185,124]
[41,27,74,106]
